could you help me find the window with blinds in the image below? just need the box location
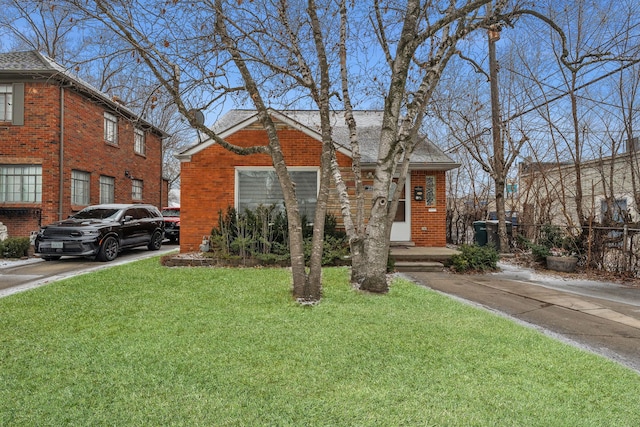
[104,112,118,144]
[132,179,143,200]
[71,170,90,205]
[0,165,42,202]
[0,84,12,121]
[134,128,146,155]
[237,169,318,219]
[100,176,115,204]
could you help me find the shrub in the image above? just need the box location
[514,234,530,251]
[528,243,551,262]
[387,254,395,273]
[538,224,565,250]
[521,224,581,263]
[321,235,350,266]
[450,244,499,272]
[209,206,349,266]
[0,237,31,258]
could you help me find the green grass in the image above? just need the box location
[1,259,639,426]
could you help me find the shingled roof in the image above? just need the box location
[0,50,68,73]
[179,109,459,170]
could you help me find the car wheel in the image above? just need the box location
[148,230,163,251]
[97,236,119,262]
[42,256,61,261]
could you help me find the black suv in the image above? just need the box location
[34,204,165,262]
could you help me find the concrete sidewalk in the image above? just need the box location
[405,268,640,374]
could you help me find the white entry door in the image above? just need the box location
[390,175,411,242]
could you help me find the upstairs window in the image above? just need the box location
[134,128,146,155]
[104,112,118,144]
[132,179,143,200]
[0,84,12,121]
[71,170,90,205]
[99,175,115,204]
[0,165,42,202]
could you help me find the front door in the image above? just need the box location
[390,176,411,242]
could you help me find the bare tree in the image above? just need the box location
[335,0,518,291]
[46,0,345,302]
[0,0,194,204]
[0,0,84,61]
[43,0,527,299]
[520,0,640,233]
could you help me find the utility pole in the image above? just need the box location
[488,24,509,252]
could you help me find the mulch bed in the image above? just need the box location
[160,252,290,268]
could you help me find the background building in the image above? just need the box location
[0,51,168,238]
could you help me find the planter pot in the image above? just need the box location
[546,255,578,273]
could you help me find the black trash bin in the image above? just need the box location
[473,221,487,246]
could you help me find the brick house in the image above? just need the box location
[176,109,459,253]
[0,51,168,238]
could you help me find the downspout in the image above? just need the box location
[58,86,65,220]
[160,136,165,208]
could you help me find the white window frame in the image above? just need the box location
[71,170,90,205]
[235,167,319,219]
[0,84,12,121]
[134,127,146,155]
[104,112,118,144]
[132,179,143,200]
[99,175,115,204]
[0,164,42,202]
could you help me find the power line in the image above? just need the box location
[443,60,640,154]
[505,59,640,123]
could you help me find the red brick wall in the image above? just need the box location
[0,211,41,239]
[410,170,447,247]
[62,90,164,213]
[180,125,352,252]
[180,122,451,251]
[0,81,164,238]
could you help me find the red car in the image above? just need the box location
[161,206,180,243]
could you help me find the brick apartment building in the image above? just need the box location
[176,109,458,253]
[0,51,168,238]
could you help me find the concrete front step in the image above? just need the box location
[394,261,444,272]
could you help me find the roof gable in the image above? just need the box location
[179,109,459,170]
[179,109,349,159]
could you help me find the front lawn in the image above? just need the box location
[1,258,639,426]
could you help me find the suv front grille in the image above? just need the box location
[42,228,75,238]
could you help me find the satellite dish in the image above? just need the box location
[188,109,205,126]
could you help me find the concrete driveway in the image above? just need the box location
[0,246,178,298]
[405,263,640,374]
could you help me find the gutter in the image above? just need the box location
[359,162,461,172]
